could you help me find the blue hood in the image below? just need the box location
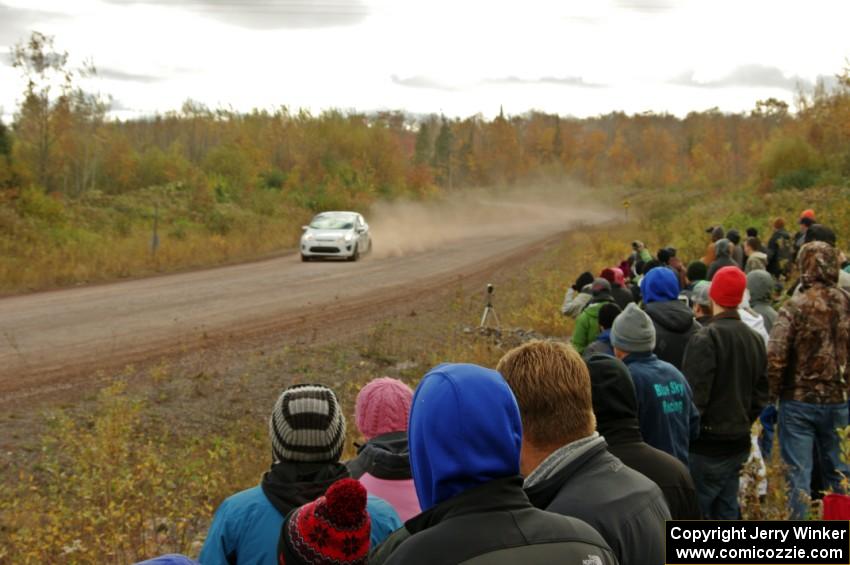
[408,363,522,511]
[641,266,680,303]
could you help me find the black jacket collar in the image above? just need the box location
[405,476,529,535]
[598,418,644,447]
[349,431,412,480]
[261,460,348,515]
[711,310,741,322]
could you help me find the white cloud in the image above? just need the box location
[0,0,848,121]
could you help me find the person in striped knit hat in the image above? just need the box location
[199,384,401,565]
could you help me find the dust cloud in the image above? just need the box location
[367,183,614,258]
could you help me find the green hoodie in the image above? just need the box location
[572,302,607,353]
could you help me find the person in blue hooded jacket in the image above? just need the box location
[641,266,701,370]
[199,384,401,565]
[370,363,616,565]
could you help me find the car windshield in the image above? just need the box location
[309,215,355,230]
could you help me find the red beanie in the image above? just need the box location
[600,267,617,285]
[709,267,747,308]
[279,478,370,565]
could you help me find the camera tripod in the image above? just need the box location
[479,283,501,329]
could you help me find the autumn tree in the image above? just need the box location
[11,32,108,195]
[0,122,14,188]
[432,116,453,188]
[11,32,71,191]
[413,122,431,165]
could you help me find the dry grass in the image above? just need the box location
[2,184,850,561]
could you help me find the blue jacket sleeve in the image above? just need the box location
[366,495,403,548]
[198,499,238,565]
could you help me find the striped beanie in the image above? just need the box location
[269,384,346,463]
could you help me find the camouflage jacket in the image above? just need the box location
[768,242,850,403]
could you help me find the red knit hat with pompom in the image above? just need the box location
[278,478,371,565]
[709,266,747,308]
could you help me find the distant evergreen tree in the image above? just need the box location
[457,121,475,184]
[413,122,431,164]
[552,117,563,162]
[0,122,11,158]
[432,116,453,187]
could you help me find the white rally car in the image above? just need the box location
[300,211,372,262]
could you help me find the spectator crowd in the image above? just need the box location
[137,209,850,565]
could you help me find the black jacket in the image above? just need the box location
[372,476,617,565]
[644,300,701,370]
[707,256,739,281]
[604,421,701,519]
[525,441,670,565]
[346,431,412,480]
[682,311,769,456]
[767,228,792,277]
[612,285,636,310]
[588,353,700,519]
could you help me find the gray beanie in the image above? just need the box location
[269,384,346,463]
[715,238,732,258]
[610,303,656,353]
[691,281,712,307]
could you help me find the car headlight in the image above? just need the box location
[303,233,315,241]
[343,232,354,242]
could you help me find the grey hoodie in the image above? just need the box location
[745,251,768,273]
[707,239,739,280]
[747,270,777,333]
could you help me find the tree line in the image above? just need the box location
[1,32,849,214]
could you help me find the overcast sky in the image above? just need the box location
[1,0,848,122]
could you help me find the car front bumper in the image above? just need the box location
[301,240,356,257]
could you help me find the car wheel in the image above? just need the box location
[348,245,360,262]
[301,254,311,262]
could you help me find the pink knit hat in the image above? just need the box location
[355,377,413,440]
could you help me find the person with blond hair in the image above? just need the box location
[371,363,617,565]
[498,340,670,565]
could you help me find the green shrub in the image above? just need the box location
[758,136,822,189]
[17,186,66,224]
[773,168,819,190]
[204,207,233,235]
[169,218,191,240]
[260,169,285,190]
[203,144,253,191]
